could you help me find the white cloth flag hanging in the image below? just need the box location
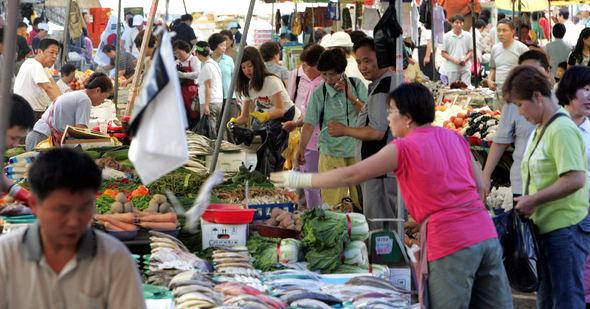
[128,30,189,185]
[95,14,124,66]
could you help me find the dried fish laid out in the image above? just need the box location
[215,282,285,309]
[169,270,223,309]
[212,247,267,293]
[316,276,412,308]
[186,131,241,156]
[146,231,213,287]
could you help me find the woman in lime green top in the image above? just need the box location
[502,65,590,308]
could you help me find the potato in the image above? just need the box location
[111,202,124,213]
[271,208,283,219]
[159,202,173,213]
[147,201,160,212]
[265,218,277,226]
[276,211,290,222]
[279,216,293,228]
[115,192,128,203]
[287,224,296,230]
[124,202,134,213]
[150,194,167,204]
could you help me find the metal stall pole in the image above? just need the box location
[183,0,188,15]
[113,0,122,114]
[61,0,74,67]
[548,2,552,41]
[472,0,479,88]
[0,0,21,192]
[430,0,435,81]
[395,0,406,239]
[209,0,257,173]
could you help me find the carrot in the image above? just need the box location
[138,213,177,223]
[104,222,123,231]
[134,210,157,217]
[137,222,178,230]
[102,217,138,231]
[95,213,135,224]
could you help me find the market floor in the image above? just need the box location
[512,290,536,308]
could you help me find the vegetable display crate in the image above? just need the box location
[249,202,294,220]
[205,150,257,173]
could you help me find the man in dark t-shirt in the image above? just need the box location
[171,14,196,46]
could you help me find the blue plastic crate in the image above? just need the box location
[249,202,295,220]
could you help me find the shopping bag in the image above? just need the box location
[194,115,216,139]
[281,129,300,169]
[493,209,541,292]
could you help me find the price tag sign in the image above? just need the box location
[375,236,393,255]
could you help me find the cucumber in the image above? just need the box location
[109,149,129,161]
[85,151,101,160]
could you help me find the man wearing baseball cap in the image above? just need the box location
[31,23,49,53]
[121,15,143,58]
[322,32,369,86]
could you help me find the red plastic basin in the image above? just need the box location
[202,203,255,224]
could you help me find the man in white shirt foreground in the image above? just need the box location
[0,148,146,309]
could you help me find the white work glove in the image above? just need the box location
[270,171,313,188]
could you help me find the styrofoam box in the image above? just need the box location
[389,267,411,291]
[205,150,257,173]
[201,219,247,249]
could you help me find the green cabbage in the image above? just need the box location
[246,233,301,271]
[334,263,390,278]
[343,241,369,266]
[334,212,369,241]
[301,208,350,273]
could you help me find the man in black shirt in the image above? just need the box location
[171,14,196,46]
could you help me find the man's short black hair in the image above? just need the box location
[349,30,368,45]
[450,14,465,23]
[553,23,566,39]
[208,33,227,52]
[353,37,375,54]
[39,38,59,51]
[17,22,27,29]
[497,18,514,30]
[474,19,486,29]
[317,48,347,74]
[102,43,116,53]
[498,12,506,21]
[60,63,76,77]
[259,41,281,62]
[388,83,435,125]
[181,14,193,22]
[28,148,102,201]
[33,17,42,26]
[558,61,567,70]
[314,28,327,43]
[559,8,569,20]
[10,94,34,130]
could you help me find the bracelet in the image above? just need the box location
[353,97,361,105]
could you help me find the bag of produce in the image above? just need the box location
[343,241,369,266]
[334,212,369,241]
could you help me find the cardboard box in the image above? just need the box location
[60,125,114,149]
[201,219,247,249]
[205,150,257,173]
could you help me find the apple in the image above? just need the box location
[457,112,467,119]
[450,116,456,122]
[443,120,451,127]
[454,118,464,127]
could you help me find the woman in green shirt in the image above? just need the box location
[503,65,590,308]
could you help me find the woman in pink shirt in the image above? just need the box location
[271,82,513,308]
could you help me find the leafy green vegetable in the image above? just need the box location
[246,233,301,271]
[5,147,25,158]
[146,170,208,195]
[335,212,369,241]
[343,241,369,266]
[224,163,272,186]
[96,195,115,214]
[132,195,152,211]
[334,263,390,278]
[301,208,350,273]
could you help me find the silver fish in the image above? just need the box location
[172,285,216,298]
[175,292,220,306]
[290,298,332,309]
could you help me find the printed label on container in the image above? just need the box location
[375,236,393,255]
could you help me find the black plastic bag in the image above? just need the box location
[493,209,541,292]
[373,2,402,69]
[194,115,216,139]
